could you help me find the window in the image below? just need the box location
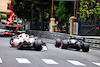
[7,3,9,10]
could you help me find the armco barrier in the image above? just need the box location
[85,38,100,48]
[28,30,100,48]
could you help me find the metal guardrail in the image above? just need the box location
[85,38,100,48]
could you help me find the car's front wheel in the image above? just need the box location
[82,43,89,52]
[34,40,42,51]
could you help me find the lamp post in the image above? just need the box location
[30,3,33,30]
[74,0,76,17]
[51,0,54,18]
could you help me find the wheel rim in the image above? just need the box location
[10,40,13,44]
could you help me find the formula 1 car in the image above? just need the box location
[0,30,15,37]
[9,33,47,51]
[55,37,89,52]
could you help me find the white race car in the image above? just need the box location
[55,37,89,52]
[10,33,47,51]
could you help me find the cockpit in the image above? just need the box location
[18,33,29,39]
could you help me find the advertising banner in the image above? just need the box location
[73,22,78,35]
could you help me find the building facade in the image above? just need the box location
[0,0,10,20]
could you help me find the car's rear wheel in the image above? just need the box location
[82,43,89,52]
[55,39,61,48]
[10,38,14,47]
[61,40,68,49]
[34,40,42,51]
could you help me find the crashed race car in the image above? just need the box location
[55,37,89,52]
[9,33,47,51]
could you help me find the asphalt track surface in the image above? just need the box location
[0,37,100,67]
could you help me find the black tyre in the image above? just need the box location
[10,38,14,47]
[17,42,23,50]
[55,39,61,48]
[34,40,42,51]
[61,40,68,49]
[82,43,89,52]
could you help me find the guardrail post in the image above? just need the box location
[50,18,58,32]
[69,16,76,35]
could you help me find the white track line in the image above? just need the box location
[92,62,100,66]
[16,58,31,63]
[42,59,58,64]
[0,58,3,63]
[42,46,48,51]
[67,60,86,66]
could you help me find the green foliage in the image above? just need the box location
[79,0,100,20]
[12,0,73,25]
[1,15,7,19]
[12,0,31,20]
[55,1,66,19]
[12,0,50,22]
[43,12,49,21]
[55,1,73,25]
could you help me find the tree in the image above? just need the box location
[12,0,31,20]
[12,0,73,26]
[12,0,51,22]
[79,0,100,20]
[33,1,51,22]
[55,1,73,26]
[1,15,7,19]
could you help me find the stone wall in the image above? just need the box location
[28,30,70,40]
